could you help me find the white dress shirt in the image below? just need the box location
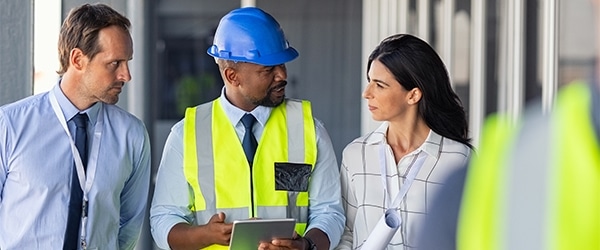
[337,122,471,249]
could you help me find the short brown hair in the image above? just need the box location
[57,3,131,76]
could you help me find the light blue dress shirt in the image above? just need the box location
[150,89,345,249]
[0,83,151,249]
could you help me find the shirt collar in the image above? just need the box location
[421,129,443,159]
[365,121,443,159]
[364,122,389,145]
[219,87,272,127]
[53,80,101,124]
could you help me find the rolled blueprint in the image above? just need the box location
[360,209,401,249]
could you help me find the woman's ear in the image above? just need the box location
[407,88,423,105]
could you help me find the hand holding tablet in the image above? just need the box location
[229,218,296,250]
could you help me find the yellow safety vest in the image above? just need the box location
[458,82,600,249]
[183,99,317,250]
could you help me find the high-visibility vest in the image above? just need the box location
[458,82,600,250]
[183,98,318,250]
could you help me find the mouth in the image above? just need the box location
[112,83,124,93]
[269,81,287,97]
[272,81,287,93]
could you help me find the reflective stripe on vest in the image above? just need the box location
[183,99,317,249]
[458,82,600,250]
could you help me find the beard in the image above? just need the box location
[254,81,287,107]
[99,82,124,105]
[81,70,122,105]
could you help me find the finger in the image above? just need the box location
[209,212,226,224]
[222,223,233,234]
[271,238,298,248]
[220,230,233,244]
[259,242,283,250]
[207,213,219,223]
[258,242,269,250]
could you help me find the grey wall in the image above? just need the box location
[0,0,33,105]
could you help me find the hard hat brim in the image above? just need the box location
[207,46,299,66]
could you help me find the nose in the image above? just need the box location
[119,62,132,83]
[274,64,287,81]
[363,82,373,99]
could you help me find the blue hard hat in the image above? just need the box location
[207,7,299,66]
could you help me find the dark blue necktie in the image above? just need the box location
[64,113,88,250]
[241,113,258,165]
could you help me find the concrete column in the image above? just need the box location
[541,0,558,114]
[0,0,33,105]
[469,0,487,147]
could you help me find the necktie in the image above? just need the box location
[241,113,258,165]
[64,113,88,250]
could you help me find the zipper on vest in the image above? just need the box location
[250,165,255,217]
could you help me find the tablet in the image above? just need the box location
[229,218,296,250]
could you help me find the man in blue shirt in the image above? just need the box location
[150,7,344,250]
[0,3,151,249]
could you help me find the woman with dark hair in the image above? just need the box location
[336,34,473,249]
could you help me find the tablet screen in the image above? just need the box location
[229,218,296,250]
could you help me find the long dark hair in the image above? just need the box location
[368,34,472,148]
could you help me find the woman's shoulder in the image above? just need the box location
[441,136,472,157]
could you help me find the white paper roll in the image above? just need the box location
[360,209,401,249]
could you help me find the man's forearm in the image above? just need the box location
[167,223,214,250]
[304,228,330,250]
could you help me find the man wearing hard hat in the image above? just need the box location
[150,7,345,250]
